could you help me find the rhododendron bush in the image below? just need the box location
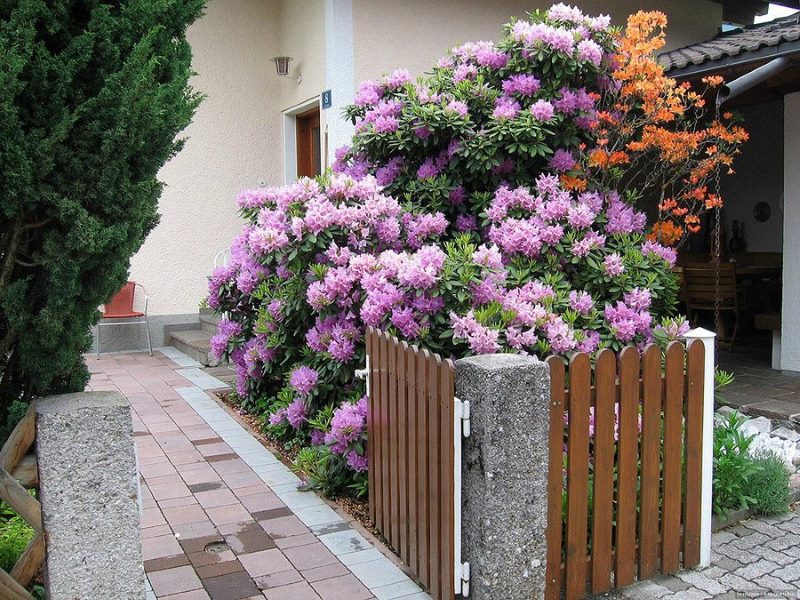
[208,5,745,497]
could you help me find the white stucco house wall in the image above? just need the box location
[107,0,788,354]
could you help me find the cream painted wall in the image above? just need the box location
[129,0,282,319]
[781,92,800,373]
[278,0,326,112]
[351,0,722,85]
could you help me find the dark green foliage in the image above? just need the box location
[0,1,204,419]
[749,450,792,516]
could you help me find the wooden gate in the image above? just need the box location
[544,340,706,600]
[365,327,459,600]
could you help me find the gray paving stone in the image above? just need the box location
[767,533,800,551]
[732,558,780,580]
[770,561,800,583]
[666,588,711,600]
[752,572,794,592]
[718,572,765,592]
[617,580,673,599]
[735,531,771,550]
[715,542,763,565]
[674,569,728,595]
[656,576,691,593]
[741,517,790,538]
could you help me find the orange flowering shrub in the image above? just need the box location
[571,11,748,246]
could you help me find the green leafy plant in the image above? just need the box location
[713,410,760,517]
[715,368,735,407]
[0,1,205,428]
[0,501,35,573]
[292,445,366,499]
[749,450,792,516]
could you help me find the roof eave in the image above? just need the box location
[665,39,800,79]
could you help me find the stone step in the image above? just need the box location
[199,307,221,334]
[167,328,220,367]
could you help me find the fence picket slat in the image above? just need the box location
[545,356,565,600]
[380,333,391,535]
[591,349,616,594]
[407,345,419,572]
[366,329,377,525]
[439,360,455,600]
[398,341,409,563]
[417,348,430,588]
[565,353,591,600]
[684,339,705,568]
[388,334,399,548]
[662,342,685,573]
[639,345,662,580]
[615,346,640,588]
[427,352,442,596]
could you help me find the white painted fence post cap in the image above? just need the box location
[683,327,717,339]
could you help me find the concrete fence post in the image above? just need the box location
[35,391,145,600]
[455,353,550,600]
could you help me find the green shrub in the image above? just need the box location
[0,502,35,573]
[749,450,792,516]
[713,411,760,517]
[0,1,205,423]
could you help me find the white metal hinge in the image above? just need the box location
[457,397,471,438]
[457,561,470,596]
[354,356,370,396]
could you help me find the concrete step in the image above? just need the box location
[199,307,221,334]
[168,328,221,367]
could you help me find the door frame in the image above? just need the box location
[283,97,322,183]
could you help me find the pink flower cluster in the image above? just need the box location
[324,397,369,472]
[289,366,319,395]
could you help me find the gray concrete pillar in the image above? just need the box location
[455,354,550,600]
[35,391,145,600]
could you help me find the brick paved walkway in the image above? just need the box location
[609,508,800,599]
[86,349,430,600]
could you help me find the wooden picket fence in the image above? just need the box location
[365,327,457,600]
[0,405,44,600]
[544,340,706,600]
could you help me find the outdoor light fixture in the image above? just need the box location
[273,56,302,84]
[273,56,292,76]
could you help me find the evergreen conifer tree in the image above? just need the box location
[0,0,205,425]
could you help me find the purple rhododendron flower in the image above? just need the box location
[549,149,577,172]
[289,366,318,395]
[286,398,307,429]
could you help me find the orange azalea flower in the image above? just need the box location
[560,174,587,192]
[702,75,724,87]
[705,194,723,209]
[648,221,684,246]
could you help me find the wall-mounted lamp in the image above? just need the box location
[273,56,302,84]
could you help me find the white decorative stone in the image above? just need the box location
[740,416,772,436]
[773,427,800,443]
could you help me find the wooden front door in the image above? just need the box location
[296,107,321,178]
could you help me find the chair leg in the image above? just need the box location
[96,323,101,359]
[729,312,739,351]
[145,318,153,357]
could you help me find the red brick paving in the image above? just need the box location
[86,351,375,600]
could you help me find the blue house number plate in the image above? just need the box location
[322,90,332,109]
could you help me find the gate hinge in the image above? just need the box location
[459,561,471,597]
[456,398,471,438]
[354,356,370,396]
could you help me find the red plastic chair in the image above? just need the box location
[96,282,152,357]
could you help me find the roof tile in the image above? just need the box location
[659,14,800,72]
